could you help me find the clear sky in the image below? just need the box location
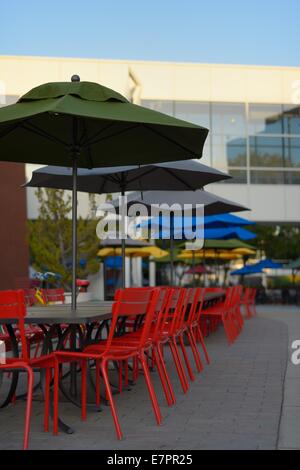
[1,0,299,66]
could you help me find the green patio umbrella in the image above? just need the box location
[0,76,208,309]
[202,239,255,250]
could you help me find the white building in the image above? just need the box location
[1,55,300,223]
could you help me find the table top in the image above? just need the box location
[0,301,113,325]
[0,290,225,325]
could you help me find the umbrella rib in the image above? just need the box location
[80,122,116,147]
[98,174,123,193]
[161,167,195,190]
[81,119,94,168]
[0,122,22,140]
[82,123,141,148]
[21,122,69,148]
[124,166,157,185]
[143,124,198,155]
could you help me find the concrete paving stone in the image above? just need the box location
[278,406,300,449]
[283,378,300,407]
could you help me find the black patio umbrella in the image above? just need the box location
[26,160,229,288]
[115,190,249,216]
[0,77,209,309]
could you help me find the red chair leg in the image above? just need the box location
[23,366,34,451]
[156,345,176,405]
[152,347,173,406]
[179,334,195,381]
[81,360,87,421]
[53,360,59,435]
[44,368,50,432]
[139,353,162,425]
[186,329,203,373]
[95,359,101,406]
[169,340,189,393]
[101,359,123,440]
[195,325,210,365]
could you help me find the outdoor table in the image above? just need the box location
[0,291,225,433]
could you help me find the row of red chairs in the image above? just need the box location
[200,286,257,343]
[0,285,256,449]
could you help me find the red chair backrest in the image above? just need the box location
[107,287,160,351]
[187,287,205,324]
[0,290,28,360]
[164,287,187,335]
[45,288,65,304]
[23,289,41,306]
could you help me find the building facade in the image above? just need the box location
[1,55,300,223]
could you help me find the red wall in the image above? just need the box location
[0,162,29,289]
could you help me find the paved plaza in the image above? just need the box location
[0,306,299,450]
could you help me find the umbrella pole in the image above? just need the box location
[170,237,174,286]
[121,190,126,289]
[71,157,77,311]
[192,251,195,287]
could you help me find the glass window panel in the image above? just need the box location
[212,135,246,168]
[248,104,283,135]
[250,170,284,184]
[283,104,300,135]
[283,172,300,184]
[141,100,174,116]
[284,138,300,168]
[199,138,211,166]
[250,136,284,167]
[222,169,247,184]
[211,103,246,136]
[174,102,210,128]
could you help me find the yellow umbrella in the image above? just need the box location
[232,248,256,256]
[178,250,241,260]
[134,246,169,259]
[98,245,168,259]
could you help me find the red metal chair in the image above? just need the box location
[186,287,210,365]
[240,287,257,319]
[44,288,65,304]
[0,290,56,449]
[53,287,162,440]
[201,287,239,344]
[106,286,177,407]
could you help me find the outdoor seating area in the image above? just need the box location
[1,44,300,455]
[0,284,257,449]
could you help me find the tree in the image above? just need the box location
[28,189,100,288]
[251,224,300,261]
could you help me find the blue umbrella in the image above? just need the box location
[231,259,282,276]
[204,227,256,241]
[145,222,256,241]
[254,259,283,269]
[140,213,255,235]
[204,213,255,228]
[231,265,263,276]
